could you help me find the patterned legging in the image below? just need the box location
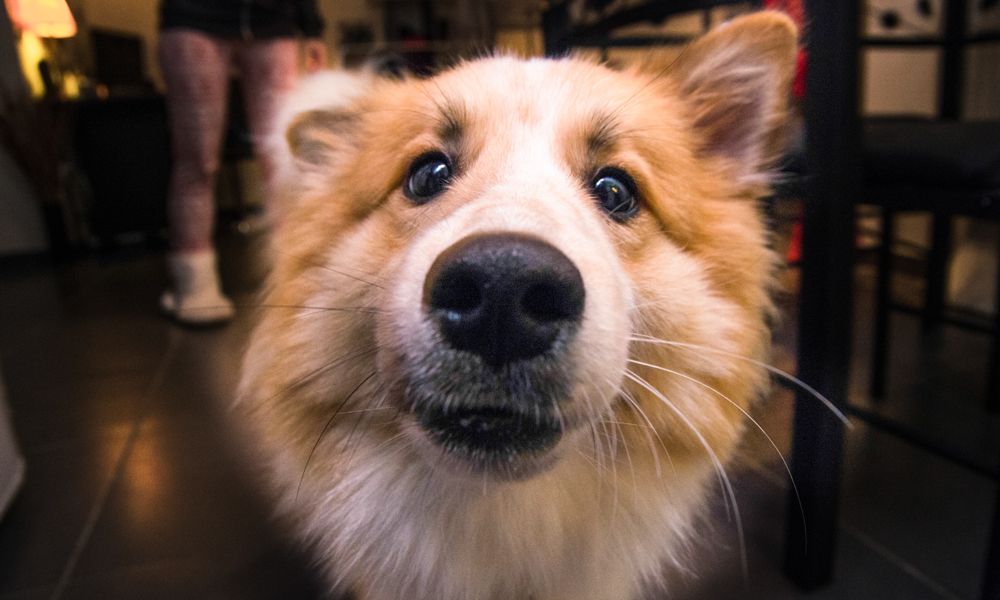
[159,29,298,251]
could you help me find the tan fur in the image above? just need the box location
[238,12,797,600]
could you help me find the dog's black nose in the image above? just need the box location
[424,233,585,367]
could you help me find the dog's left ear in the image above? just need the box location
[659,12,798,181]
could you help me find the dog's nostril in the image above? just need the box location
[521,280,583,323]
[423,233,585,367]
[430,270,483,314]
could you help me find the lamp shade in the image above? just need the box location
[6,0,77,38]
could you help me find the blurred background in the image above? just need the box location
[0,0,998,599]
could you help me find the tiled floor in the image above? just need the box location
[0,234,997,600]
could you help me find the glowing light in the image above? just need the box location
[6,0,78,38]
[15,31,46,96]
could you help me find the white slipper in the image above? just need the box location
[162,250,235,325]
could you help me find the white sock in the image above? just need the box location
[161,249,235,324]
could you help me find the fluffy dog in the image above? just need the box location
[238,12,797,600]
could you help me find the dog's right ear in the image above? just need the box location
[653,12,797,183]
[277,71,374,172]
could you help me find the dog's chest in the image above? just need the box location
[303,441,704,600]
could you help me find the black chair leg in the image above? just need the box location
[782,0,857,590]
[988,236,1000,414]
[983,483,1000,600]
[923,213,952,329]
[871,207,894,399]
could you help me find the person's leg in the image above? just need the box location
[235,37,299,226]
[158,29,235,323]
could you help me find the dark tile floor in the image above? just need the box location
[0,234,997,600]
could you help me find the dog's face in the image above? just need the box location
[244,11,794,507]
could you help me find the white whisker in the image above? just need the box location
[336,407,394,416]
[623,369,749,580]
[369,431,408,454]
[612,381,665,479]
[596,413,621,517]
[628,357,808,553]
[589,423,606,477]
[575,448,601,471]
[606,417,639,500]
[628,334,851,427]
[599,419,655,429]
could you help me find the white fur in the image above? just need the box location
[275,428,714,600]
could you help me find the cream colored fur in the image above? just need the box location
[238,12,797,600]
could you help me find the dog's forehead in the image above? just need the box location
[430,57,642,136]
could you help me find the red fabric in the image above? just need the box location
[786,220,802,263]
[764,0,804,25]
[765,0,807,265]
[764,0,807,99]
[793,50,807,99]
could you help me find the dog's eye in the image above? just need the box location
[405,152,453,202]
[591,167,639,221]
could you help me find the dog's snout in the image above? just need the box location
[424,233,585,367]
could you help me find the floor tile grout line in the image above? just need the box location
[48,332,185,600]
[748,443,966,600]
[841,522,965,600]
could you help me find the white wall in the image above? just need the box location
[862,0,1000,119]
[965,44,1000,119]
[863,49,941,116]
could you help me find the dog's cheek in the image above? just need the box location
[261,213,400,413]
[618,234,759,451]
[371,220,442,400]
[562,230,634,414]
[373,278,427,399]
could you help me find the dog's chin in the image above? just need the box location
[407,424,564,482]
[413,404,564,481]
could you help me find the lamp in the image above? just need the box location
[6,0,77,39]
[5,0,81,97]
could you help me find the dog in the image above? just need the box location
[238,12,797,600]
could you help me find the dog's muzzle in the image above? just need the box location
[410,233,585,471]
